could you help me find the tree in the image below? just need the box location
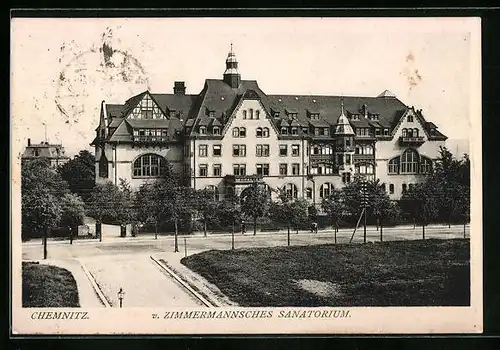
[194,188,220,237]
[240,182,270,235]
[86,182,125,239]
[21,158,69,239]
[165,186,196,252]
[404,183,439,239]
[270,190,308,245]
[59,193,86,231]
[58,150,95,201]
[217,193,242,249]
[370,191,400,241]
[321,186,345,234]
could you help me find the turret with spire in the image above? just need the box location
[223,43,241,88]
[333,97,355,176]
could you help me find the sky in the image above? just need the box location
[11,17,480,157]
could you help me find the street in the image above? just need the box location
[22,224,469,308]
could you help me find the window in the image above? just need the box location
[99,155,108,178]
[363,145,373,155]
[408,183,414,191]
[232,127,240,137]
[355,146,361,155]
[281,127,288,135]
[233,144,246,157]
[309,165,318,175]
[292,163,300,175]
[306,187,313,199]
[320,163,334,175]
[402,183,407,193]
[263,127,269,138]
[388,157,400,174]
[279,164,288,176]
[242,110,247,119]
[321,145,332,155]
[323,128,329,136]
[420,157,432,174]
[199,145,208,157]
[239,127,246,137]
[249,109,254,119]
[407,129,413,137]
[213,127,220,135]
[407,115,414,122]
[256,110,260,119]
[199,164,208,177]
[345,154,351,165]
[283,183,298,199]
[375,129,381,136]
[213,145,222,157]
[291,127,298,135]
[402,128,407,137]
[356,163,374,174]
[233,164,246,176]
[346,138,351,147]
[213,164,221,176]
[320,183,334,198]
[342,173,351,183]
[389,184,394,194]
[413,128,419,137]
[337,154,344,166]
[256,144,270,157]
[401,149,419,173]
[133,154,166,177]
[381,183,386,192]
[256,163,270,176]
[291,144,300,156]
[206,185,220,201]
[384,129,389,136]
[314,128,321,136]
[279,145,288,156]
[256,127,263,137]
[302,127,308,135]
[199,126,207,135]
[311,146,320,155]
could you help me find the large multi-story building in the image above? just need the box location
[91,46,447,206]
[22,138,70,167]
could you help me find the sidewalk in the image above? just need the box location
[35,259,105,307]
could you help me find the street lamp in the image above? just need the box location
[117,287,125,308]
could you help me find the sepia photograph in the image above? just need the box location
[11,15,482,334]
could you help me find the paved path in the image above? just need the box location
[36,259,104,308]
[80,254,205,308]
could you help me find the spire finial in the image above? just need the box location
[340,96,345,116]
[230,42,233,53]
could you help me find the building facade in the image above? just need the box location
[22,138,70,167]
[91,47,447,206]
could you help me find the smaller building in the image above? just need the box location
[21,138,70,167]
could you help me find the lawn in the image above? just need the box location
[22,262,80,307]
[181,239,470,307]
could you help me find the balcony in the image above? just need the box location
[399,136,425,146]
[309,154,334,164]
[132,135,169,144]
[353,154,375,163]
[224,174,263,185]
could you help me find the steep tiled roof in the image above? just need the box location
[105,104,125,118]
[22,143,69,159]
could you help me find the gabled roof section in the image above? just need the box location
[377,89,396,98]
[105,104,125,119]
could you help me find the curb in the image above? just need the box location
[80,262,111,308]
[149,256,215,307]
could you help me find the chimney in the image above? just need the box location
[27,138,31,147]
[174,81,186,95]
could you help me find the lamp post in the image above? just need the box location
[117,288,125,308]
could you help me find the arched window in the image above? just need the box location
[311,146,320,155]
[133,154,166,178]
[283,183,298,199]
[401,149,419,174]
[381,183,386,192]
[206,185,220,201]
[256,127,263,137]
[281,127,288,135]
[420,156,433,174]
[306,187,313,199]
[242,110,247,119]
[402,184,407,193]
[320,182,334,199]
[99,154,108,178]
[388,157,400,174]
[407,129,413,137]
[262,127,270,138]
[389,184,394,194]
[232,127,239,137]
[213,127,220,135]
[249,109,254,119]
[199,126,207,135]
[256,110,260,119]
[239,127,246,137]
[402,128,407,137]
[413,128,419,137]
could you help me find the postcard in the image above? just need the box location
[11,15,482,335]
